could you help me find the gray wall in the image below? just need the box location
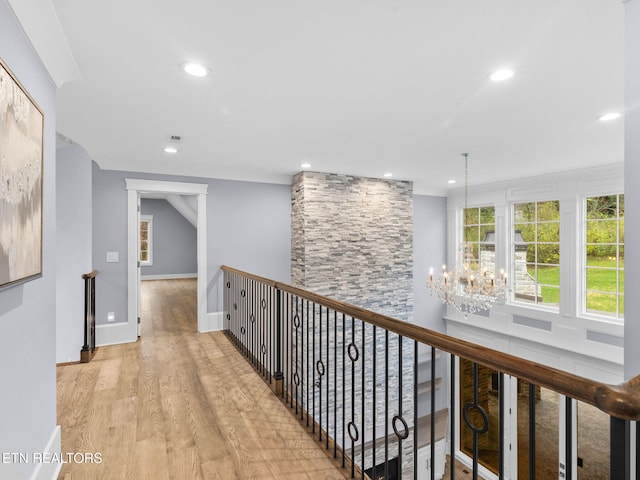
[0,2,59,478]
[140,198,197,278]
[56,141,93,363]
[92,163,129,326]
[413,194,447,332]
[92,166,292,325]
[625,1,640,380]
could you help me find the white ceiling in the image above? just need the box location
[14,0,626,194]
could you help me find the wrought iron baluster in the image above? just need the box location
[395,335,407,480]
[327,306,330,450]
[385,330,389,480]
[373,325,377,480]
[361,321,366,479]
[461,362,490,480]
[334,310,338,458]
[450,354,456,480]
[319,305,323,442]
[274,287,283,396]
[342,312,346,468]
[499,373,505,479]
[413,341,418,480]
[431,346,436,480]
[529,382,536,480]
[312,303,316,434]
[564,396,572,480]
[350,315,357,479]
[300,298,305,420]
[306,299,310,426]
[293,296,300,413]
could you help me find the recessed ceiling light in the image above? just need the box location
[164,146,178,154]
[448,179,457,184]
[301,162,311,169]
[597,112,621,122]
[183,62,208,77]
[383,172,393,178]
[490,69,514,82]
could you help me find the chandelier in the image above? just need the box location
[427,153,507,314]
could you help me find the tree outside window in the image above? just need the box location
[585,194,624,318]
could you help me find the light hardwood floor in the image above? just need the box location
[57,279,350,480]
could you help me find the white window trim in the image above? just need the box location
[579,192,625,324]
[509,200,561,312]
[443,164,625,369]
[139,214,153,266]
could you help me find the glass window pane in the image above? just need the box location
[586,245,617,263]
[586,292,617,314]
[619,245,624,265]
[586,268,616,293]
[586,195,618,219]
[140,251,148,262]
[620,295,625,315]
[519,224,536,243]
[537,223,559,242]
[464,226,479,243]
[618,270,625,292]
[479,225,494,243]
[537,244,559,266]
[515,203,535,223]
[465,208,479,225]
[620,219,624,243]
[537,200,560,221]
[587,220,617,243]
[479,206,495,224]
[619,194,624,218]
[540,285,559,305]
[538,266,559,287]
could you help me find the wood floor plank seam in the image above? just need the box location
[57,279,349,480]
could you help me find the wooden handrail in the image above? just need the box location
[82,270,98,280]
[221,265,640,421]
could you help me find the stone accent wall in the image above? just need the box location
[291,171,414,320]
[291,171,415,474]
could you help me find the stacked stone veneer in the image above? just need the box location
[292,172,414,319]
[291,172,416,475]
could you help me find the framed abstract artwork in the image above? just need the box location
[0,58,44,290]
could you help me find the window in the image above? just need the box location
[139,214,153,266]
[513,201,560,307]
[584,194,624,319]
[463,206,496,276]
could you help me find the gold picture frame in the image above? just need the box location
[0,57,44,289]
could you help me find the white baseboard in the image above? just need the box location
[96,321,137,347]
[29,425,61,480]
[199,311,225,333]
[141,273,197,280]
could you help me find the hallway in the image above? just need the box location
[57,279,348,479]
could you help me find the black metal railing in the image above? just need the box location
[222,266,640,480]
[80,270,97,363]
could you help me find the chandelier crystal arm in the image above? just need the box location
[426,153,508,315]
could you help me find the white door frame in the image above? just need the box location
[125,178,208,341]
